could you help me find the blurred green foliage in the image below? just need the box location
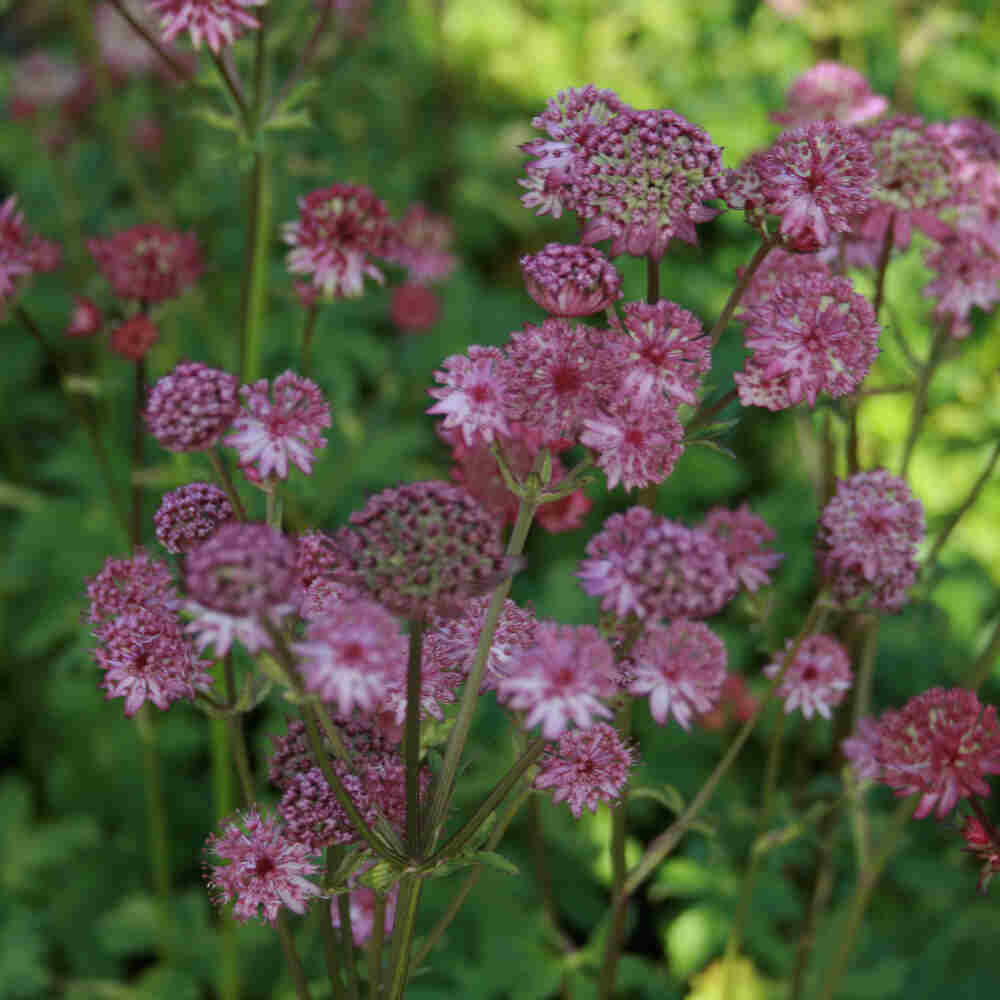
[1,0,998,997]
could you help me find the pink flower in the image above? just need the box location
[154,482,234,554]
[66,296,103,337]
[534,723,635,817]
[735,273,880,410]
[8,50,93,122]
[961,816,1000,892]
[145,362,241,452]
[701,505,783,593]
[496,623,618,739]
[739,249,829,310]
[205,808,322,925]
[428,346,512,447]
[184,601,276,658]
[294,598,405,715]
[110,314,159,361]
[763,634,852,719]
[384,203,457,284]
[88,224,202,303]
[923,234,1000,337]
[85,550,176,625]
[149,0,266,52]
[391,283,440,331]
[842,717,882,781]
[626,620,727,729]
[520,243,622,317]
[0,195,61,308]
[772,63,889,126]
[818,469,924,613]
[283,183,392,298]
[226,371,331,480]
[95,1,181,80]
[331,885,398,945]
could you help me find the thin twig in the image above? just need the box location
[106,0,194,82]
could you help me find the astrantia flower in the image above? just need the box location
[497,623,617,739]
[701,504,783,593]
[626,620,727,730]
[186,522,296,616]
[842,717,882,781]
[534,723,635,817]
[961,816,1000,893]
[0,195,61,308]
[739,249,828,310]
[332,481,514,618]
[735,273,880,410]
[8,50,93,121]
[205,808,321,925]
[110,314,159,360]
[95,1,184,79]
[149,0,266,53]
[427,346,512,447]
[520,243,623,317]
[88,224,202,303]
[763,634,852,720]
[95,605,212,715]
[578,507,737,621]
[617,299,711,406]
[154,482,234,554]
[568,108,726,257]
[66,296,103,338]
[818,469,924,613]
[283,183,392,298]
[755,121,875,251]
[86,549,176,624]
[294,598,405,715]
[331,885,398,945]
[864,688,1000,819]
[581,393,685,492]
[923,235,1000,337]
[391,283,440,331]
[226,371,331,480]
[384,203,457,284]
[145,362,241,452]
[184,601,276,658]
[772,62,889,126]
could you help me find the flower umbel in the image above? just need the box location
[148,0,266,53]
[763,634,852,719]
[145,362,241,453]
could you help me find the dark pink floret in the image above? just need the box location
[145,361,241,452]
[520,243,623,317]
[88,224,202,303]
[154,482,235,554]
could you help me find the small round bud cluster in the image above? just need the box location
[145,362,241,452]
[577,506,737,622]
[818,469,924,613]
[772,62,889,127]
[391,284,440,331]
[185,522,296,616]
[66,296,103,338]
[149,0,266,53]
[763,634,852,720]
[88,224,202,303]
[701,505,783,593]
[520,243,623,317]
[86,549,176,624]
[332,481,513,618]
[154,482,234,554]
[110,314,159,361]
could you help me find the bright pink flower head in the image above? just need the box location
[88,224,202,303]
[110,314,159,361]
[569,108,726,257]
[0,195,61,307]
[226,371,331,480]
[626,620,727,730]
[865,688,1000,819]
[502,318,615,440]
[331,885,398,945]
[149,0,266,52]
[283,183,392,298]
[391,283,440,331]
[67,296,103,338]
[578,507,737,621]
[154,482,234,554]
[428,346,512,447]
[384,203,457,284]
[701,504,783,593]
[186,522,296,616]
[534,723,635,817]
[818,469,924,613]
[496,622,617,739]
[618,299,711,406]
[294,597,405,715]
[205,808,321,925]
[145,361,241,452]
[772,63,889,126]
[763,634,852,720]
[332,481,515,619]
[86,549,176,625]
[735,273,880,410]
[961,816,1000,893]
[581,393,685,492]
[95,604,212,716]
[520,243,623,317]
[756,121,875,251]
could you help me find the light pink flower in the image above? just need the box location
[701,505,783,593]
[763,634,852,719]
[149,0,266,53]
[427,346,512,447]
[66,296,103,337]
[86,550,176,625]
[384,203,457,284]
[772,63,889,126]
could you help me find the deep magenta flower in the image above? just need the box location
[735,273,880,410]
[763,634,852,720]
[496,623,618,739]
[148,0,266,52]
[391,283,440,331]
[520,243,623,317]
[772,63,889,126]
[145,362,241,452]
[226,371,331,480]
[626,620,727,729]
[534,723,635,817]
[88,224,202,303]
[701,505,783,593]
[205,808,321,925]
[110,314,159,361]
[66,296,103,338]
[818,469,924,613]
[283,183,392,298]
[427,346,512,447]
[577,507,737,621]
[154,482,234,554]
[86,550,176,625]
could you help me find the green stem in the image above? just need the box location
[685,387,738,438]
[646,254,660,304]
[386,876,423,1000]
[208,48,252,131]
[847,619,880,873]
[337,894,360,1000]
[405,618,426,854]
[266,0,336,121]
[137,705,172,961]
[275,912,314,1000]
[321,849,347,1000]
[530,794,575,953]
[872,213,896,320]
[967,617,1000,693]
[300,305,320,378]
[207,448,248,520]
[105,0,193,81]
[709,237,776,348]
[899,328,949,480]
[241,151,273,382]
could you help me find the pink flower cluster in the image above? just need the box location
[145,362,241,452]
[88,224,202,304]
[763,634,852,720]
[772,62,889,127]
[149,0,266,53]
[0,196,62,309]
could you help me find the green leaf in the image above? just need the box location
[187,105,242,134]
[264,108,313,132]
[469,850,519,876]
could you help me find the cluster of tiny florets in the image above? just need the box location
[763,634,852,720]
[428,346,511,448]
[110,314,159,361]
[520,243,622,317]
[88,224,202,303]
[0,195,62,308]
[818,469,924,613]
[701,505,783,593]
[148,0,266,53]
[145,362,241,452]
[384,203,457,284]
[154,482,234,554]
[86,549,176,624]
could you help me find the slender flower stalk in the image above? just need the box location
[267,1,336,121]
[106,0,193,81]
[207,448,248,520]
[385,876,423,1000]
[300,303,319,378]
[319,849,347,1000]
[369,893,387,997]
[899,328,949,479]
[709,237,776,347]
[275,913,314,1000]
